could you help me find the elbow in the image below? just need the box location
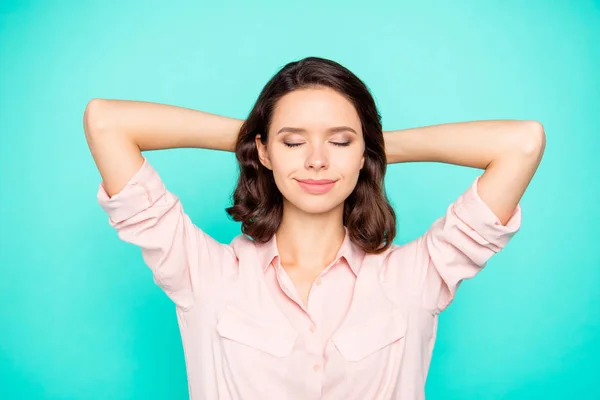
[84,98,111,137]
[520,120,546,157]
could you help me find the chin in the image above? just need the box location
[285,192,348,216]
[296,203,341,215]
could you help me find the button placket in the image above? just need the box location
[304,318,321,356]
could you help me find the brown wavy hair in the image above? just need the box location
[226,56,396,253]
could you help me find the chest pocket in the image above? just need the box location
[216,306,298,357]
[331,307,407,362]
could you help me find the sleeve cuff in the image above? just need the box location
[96,157,166,224]
[452,175,522,250]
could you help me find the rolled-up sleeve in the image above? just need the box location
[413,176,522,314]
[97,157,230,310]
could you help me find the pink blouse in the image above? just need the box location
[97,157,522,400]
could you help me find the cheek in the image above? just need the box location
[268,151,298,193]
[269,150,296,176]
[334,151,364,175]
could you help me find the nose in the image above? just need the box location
[305,143,329,171]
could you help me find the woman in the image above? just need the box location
[84,57,545,399]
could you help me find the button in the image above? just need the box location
[312,364,321,371]
[309,324,316,333]
[315,278,322,286]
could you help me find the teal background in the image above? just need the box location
[1,0,598,399]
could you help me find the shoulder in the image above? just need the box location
[229,233,262,260]
[230,233,253,249]
[387,239,422,260]
[368,239,425,277]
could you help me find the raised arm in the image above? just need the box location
[83,99,243,309]
[384,119,546,225]
[83,98,244,196]
[384,120,545,313]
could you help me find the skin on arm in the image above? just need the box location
[83,99,244,308]
[83,99,243,196]
[383,120,546,225]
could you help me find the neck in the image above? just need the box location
[276,201,346,272]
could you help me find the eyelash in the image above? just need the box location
[284,142,351,148]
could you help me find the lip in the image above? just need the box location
[295,179,337,194]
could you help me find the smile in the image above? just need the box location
[295,179,337,194]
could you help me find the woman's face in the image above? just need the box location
[256,86,365,215]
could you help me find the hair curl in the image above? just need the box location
[226,56,396,253]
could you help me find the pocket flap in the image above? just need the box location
[216,306,298,358]
[332,308,407,362]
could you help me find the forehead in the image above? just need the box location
[271,87,362,133]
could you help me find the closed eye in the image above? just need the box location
[284,141,351,148]
[331,141,351,147]
[284,142,304,148]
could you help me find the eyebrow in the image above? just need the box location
[276,126,358,135]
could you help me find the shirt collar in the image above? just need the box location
[257,226,364,276]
